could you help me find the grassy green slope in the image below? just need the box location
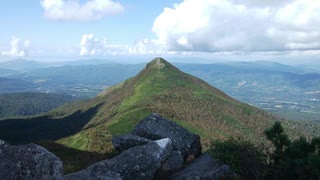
[58,58,306,153]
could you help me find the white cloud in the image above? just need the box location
[41,0,124,21]
[128,39,167,55]
[80,34,171,56]
[152,0,320,52]
[80,34,98,55]
[2,37,30,57]
[80,34,128,56]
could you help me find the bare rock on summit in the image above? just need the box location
[64,138,173,180]
[132,113,201,158]
[0,139,63,180]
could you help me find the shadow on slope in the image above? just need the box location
[35,140,116,174]
[0,103,103,144]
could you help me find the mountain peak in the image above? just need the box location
[146,57,173,70]
[151,57,166,63]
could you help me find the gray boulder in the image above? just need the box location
[155,150,184,179]
[112,134,152,152]
[161,150,184,173]
[169,153,235,180]
[132,113,201,158]
[64,138,173,180]
[0,139,63,180]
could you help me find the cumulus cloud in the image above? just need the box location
[80,34,172,56]
[80,34,98,55]
[80,34,128,56]
[41,0,124,21]
[2,37,30,57]
[128,39,167,55]
[152,0,320,52]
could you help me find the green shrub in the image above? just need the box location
[209,138,267,179]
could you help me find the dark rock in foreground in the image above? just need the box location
[64,138,173,180]
[161,150,184,173]
[132,113,201,158]
[169,153,235,180]
[0,113,235,180]
[0,139,63,180]
[155,150,184,179]
[112,134,152,153]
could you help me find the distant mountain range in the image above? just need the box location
[1,58,319,72]
[0,77,37,94]
[0,59,47,70]
[0,92,76,119]
[0,59,118,70]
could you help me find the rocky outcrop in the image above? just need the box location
[1,113,235,180]
[132,113,202,158]
[104,113,234,179]
[0,139,63,180]
[112,134,152,153]
[64,138,173,180]
[169,153,236,180]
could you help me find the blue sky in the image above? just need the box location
[0,1,174,44]
[0,0,319,63]
[0,1,176,54]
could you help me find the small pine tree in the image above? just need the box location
[264,121,290,168]
[265,121,320,179]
